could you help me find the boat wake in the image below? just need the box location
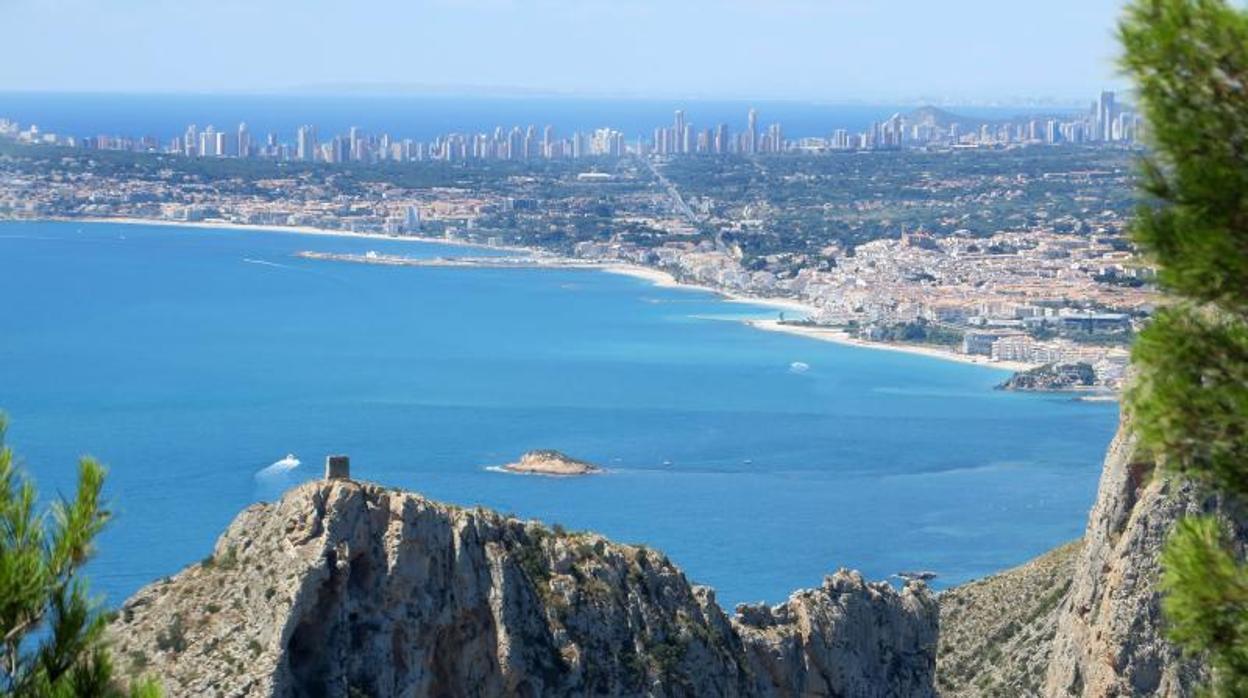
[243,258,294,269]
[256,453,301,478]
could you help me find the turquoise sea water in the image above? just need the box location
[0,220,1118,606]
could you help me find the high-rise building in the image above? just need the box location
[674,110,686,154]
[183,124,198,158]
[296,125,317,162]
[542,125,554,159]
[403,206,421,233]
[768,123,783,153]
[237,123,250,158]
[746,108,758,154]
[215,130,233,157]
[504,127,520,159]
[198,125,216,157]
[1098,90,1116,141]
[832,128,849,150]
[524,125,537,159]
[590,128,624,156]
[328,136,345,163]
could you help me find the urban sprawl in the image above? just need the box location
[1,92,1139,162]
[0,91,1152,391]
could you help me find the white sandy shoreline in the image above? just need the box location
[746,319,1040,373]
[45,215,539,254]
[597,264,817,315]
[9,215,1031,375]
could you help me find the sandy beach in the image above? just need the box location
[747,319,1040,373]
[65,216,540,254]
[20,215,1029,375]
[598,264,818,315]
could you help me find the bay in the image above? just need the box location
[0,219,1117,606]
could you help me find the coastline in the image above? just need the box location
[597,264,818,315]
[9,214,1027,374]
[746,319,1040,373]
[39,215,540,255]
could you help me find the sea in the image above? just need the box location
[0,220,1119,607]
[0,92,1076,143]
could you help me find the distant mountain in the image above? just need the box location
[902,105,1079,128]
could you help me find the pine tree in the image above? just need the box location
[0,415,158,697]
[1119,1,1248,694]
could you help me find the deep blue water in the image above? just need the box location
[0,92,1073,143]
[0,220,1117,607]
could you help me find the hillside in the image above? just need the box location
[108,475,938,697]
[938,541,1081,696]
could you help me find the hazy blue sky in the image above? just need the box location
[0,0,1129,101]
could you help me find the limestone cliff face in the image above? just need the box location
[1042,418,1240,697]
[110,479,938,697]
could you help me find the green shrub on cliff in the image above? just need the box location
[1119,0,1248,694]
[0,415,159,697]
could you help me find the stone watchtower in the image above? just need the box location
[325,455,351,480]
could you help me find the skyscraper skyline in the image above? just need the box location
[1098,90,1116,141]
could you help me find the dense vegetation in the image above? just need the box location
[1,134,1143,266]
[1119,1,1248,694]
[0,416,156,697]
[869,319,963,347]
[660,147,1140,258]
[0,138,630,192]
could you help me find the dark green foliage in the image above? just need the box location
[1119,1,1248,694]
[1160,517,1248,696]
[1121,0,1248,314]
[873,319,963,347]
[1129,307,1248,493]
[152,615,186,656]
[660,147,1138,259]
[646,637,688,681]
[0,415,159,697]
[0,132,1139,264]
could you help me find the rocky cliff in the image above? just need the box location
[997,363,1097,392]
[1039,418,1231,696]
[109,478,938,697]
[936,414,1238,697]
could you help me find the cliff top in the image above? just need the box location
[108,477,938,697]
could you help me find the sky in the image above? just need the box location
[0,0,1129,102]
